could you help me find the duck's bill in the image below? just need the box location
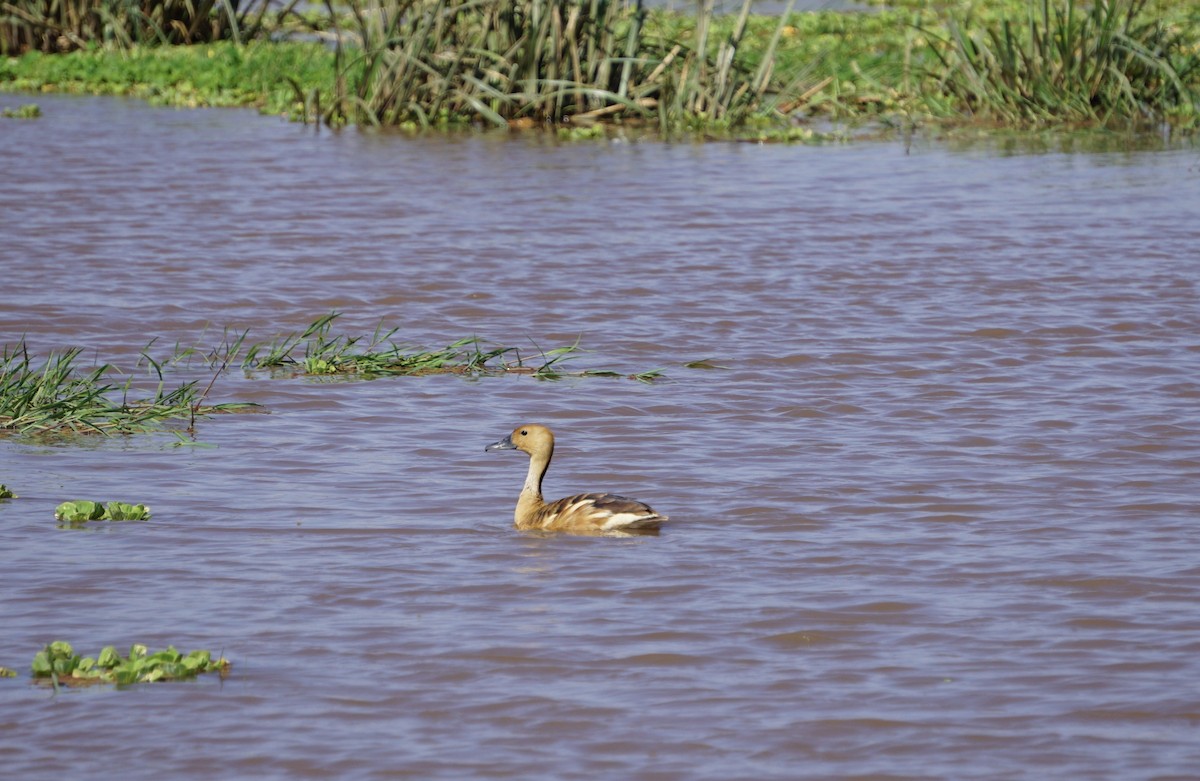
[485,435,517,453]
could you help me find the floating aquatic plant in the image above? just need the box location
[0,484,16,499]
[54,500,151,523]
[31,641,229,687]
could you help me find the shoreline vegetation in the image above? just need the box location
[0,1,1195,138]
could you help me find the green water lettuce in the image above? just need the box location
[54,500,151,523]
[31,642,229,685]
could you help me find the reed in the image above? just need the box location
[314,0,796,130]
[0,0,274,53]
[925,0,1197,125]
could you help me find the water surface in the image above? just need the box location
[1,94,1199,780]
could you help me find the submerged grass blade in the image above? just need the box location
[238,315,661,382]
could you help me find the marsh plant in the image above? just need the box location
[0,341,250,436]
[311,0,798,130]
[238,313,663,381]
[0,0,274,53]
[925,0,1198,125]
[32,641,229,686]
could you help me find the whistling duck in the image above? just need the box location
[485,424,668,533]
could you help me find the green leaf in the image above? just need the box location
[96,646,120,668]
[113,668,139,685]
[182,650,212,671]
[30,651,51,676]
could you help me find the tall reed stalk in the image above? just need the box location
[319,0,795,130]
[926,0,1197,125]
[0,0,274,53]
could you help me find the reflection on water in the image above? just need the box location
[1,94,1199,780]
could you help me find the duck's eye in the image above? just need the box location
[520,430,528,436]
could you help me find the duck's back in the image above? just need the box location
[526,492,668,533]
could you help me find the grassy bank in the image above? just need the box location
[1,1,1197,135]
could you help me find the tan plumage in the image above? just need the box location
[485,424,668,534]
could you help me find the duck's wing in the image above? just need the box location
[537,492,668,532]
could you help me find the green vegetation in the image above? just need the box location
[0,41,332,114]
[0,341,251,436]
[1,1,1196,133]
[235,313,664,381]
[1,101,39,116]
[0,666,17,677]
[32,641,229,687]
[0,484,15,498]
[54,500,151,523]
[1,321,665,438]
[0,0,271,53]
[313,0,793,130]
[927,0,1199,125]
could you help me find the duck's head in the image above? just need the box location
[485,423,555,456]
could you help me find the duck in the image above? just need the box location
[485,423,668,534]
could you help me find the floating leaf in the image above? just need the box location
[96,646,120,668]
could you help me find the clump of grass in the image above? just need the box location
[0,484,16,498]
[2,102,40,117]
[0,341,251,437]
[924,0,1198,126]
[54,500,151,523]
[32,641,229,688]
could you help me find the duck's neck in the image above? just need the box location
[522,447,551,499]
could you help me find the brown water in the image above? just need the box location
[2,94,1199,780]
